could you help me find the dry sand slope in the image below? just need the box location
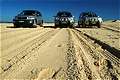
[0,23,120,80]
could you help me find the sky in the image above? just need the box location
[0,0,119,22]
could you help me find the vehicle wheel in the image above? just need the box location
[78,22,81,28]
[82,23,86,28]
[38,20,43,27]
[70,24,74,28]
[55,24,59,28]
[14,24,19,28]
[96,22,101,28]
[40,20,43,27]
[78,24,82,28]
[78,24,80,28]
[14,24,17,28]
[37,20,43,27]
[32,19,37,28]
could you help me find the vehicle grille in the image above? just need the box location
[60,18,68,21]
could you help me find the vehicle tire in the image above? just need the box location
[55,24,59,28]
[40,20,43,27]
[82,23,86,28]
[14,24,17,28]
[78,21,81,28]
[96,22,101,28]
[14,24,19,28]
[68,24,72,28]
[32,19,37,28]
[78,24,82,28]
[37,20,43,27]
[35,19,37,24]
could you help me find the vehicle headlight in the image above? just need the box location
[27,16,35,19]
[29,20,33,23]
[55,17,59,20]
[98,17,103,23]
[68,17,74,22]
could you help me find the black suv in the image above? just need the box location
[78,12,103,28]
[13,10,43,27]
[54,11,74,27]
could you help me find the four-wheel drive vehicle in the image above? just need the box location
[78,12,103,28]
[54,11,74,28]
[13,10,43,28]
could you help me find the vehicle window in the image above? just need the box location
[37,12,42,16]
[20,11,36,15]
[81,12,97,17]
[57,12,72,17]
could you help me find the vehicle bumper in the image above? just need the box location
[55,21,73,25]
[13,19,34,26]
[85,21,98,25]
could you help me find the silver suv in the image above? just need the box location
[13,10,43,28]
[78,12,103,28]
[54,11,74,28]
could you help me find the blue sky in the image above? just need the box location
[0,0,119,22]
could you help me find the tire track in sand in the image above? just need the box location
[1,28,49,57]
[69,28,120,80]
[0,28,59,76]
[1,28,44,40]
[66,29,80,80]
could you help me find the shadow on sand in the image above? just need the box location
[75,29,120,59]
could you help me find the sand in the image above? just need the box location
[0,22,120,80]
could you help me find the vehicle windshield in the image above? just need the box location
[20,11,36,15]
[82,12,97,17]
[57,12,72,17]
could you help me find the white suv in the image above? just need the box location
[78,12,103,28]
[13,10,43,28]
[54,11,74,28]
